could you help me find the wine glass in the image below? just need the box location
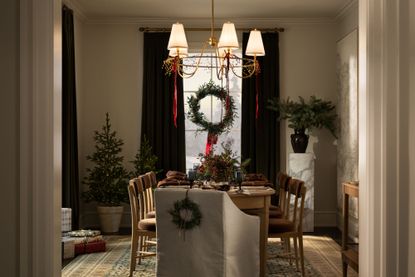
[187,169,196,188]
[235,168,244,193]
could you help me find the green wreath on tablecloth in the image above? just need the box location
[187,81,236,136]
[169,193,202,231]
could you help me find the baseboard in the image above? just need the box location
[315,211,338,227]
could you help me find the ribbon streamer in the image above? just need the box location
[255,66,261,120]
[205,133,218,155]
[173,57,178,128]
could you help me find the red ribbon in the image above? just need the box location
[255,64,261,120]
[173,57,178,128]
[205,133,218,155]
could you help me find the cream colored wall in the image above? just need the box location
[279,24,338,226]
[77,21,339,227]
[0,0,19,274]
[77,23,143,227]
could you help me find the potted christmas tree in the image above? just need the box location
[130,135,160,177]
[82,113,129,233]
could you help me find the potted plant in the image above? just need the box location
[130,135,161,178]
[82,113,129,233]
[267,96,337,153]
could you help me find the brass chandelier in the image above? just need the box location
[163,0,265,80]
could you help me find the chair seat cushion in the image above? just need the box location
[268,218,295,233]
[138,218,156,231]
[269,208,283,218]
[147,210,156,218]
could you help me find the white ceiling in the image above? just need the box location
[72,0,353,19]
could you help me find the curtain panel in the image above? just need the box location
[241,32,280,184]
[62,5,80,230]
[141,33,186,176]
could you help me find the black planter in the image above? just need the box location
[290,129,309,153]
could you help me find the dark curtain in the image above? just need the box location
[62,5,80,230]
[141,33,186,176]
[241,32,280,184]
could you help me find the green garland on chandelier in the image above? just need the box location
[187,82,236,136]
[169,194,202,231]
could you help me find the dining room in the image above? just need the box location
[3,0,414,276]
[58,0,359,275]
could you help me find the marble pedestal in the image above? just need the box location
[288,153,315,232]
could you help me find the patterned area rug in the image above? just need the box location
[62,236,357,277]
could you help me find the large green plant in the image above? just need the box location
[82,113,129,206]
[130,135,160,177]
[267,96,338,138]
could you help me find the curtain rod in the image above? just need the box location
[139,27,284,33]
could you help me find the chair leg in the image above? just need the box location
[138,235,144,265]
[287,237,292,265]
[130,232,138,276]
[293,236,299,271]
[299,234,305,277]
[342,262,348,277]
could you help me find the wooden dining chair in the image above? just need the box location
[142,171,157,218]
[268,178,306,276]
[128,176,156,277]
[269,172,291,218]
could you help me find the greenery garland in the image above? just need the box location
[169,194,202,231]
[187,82,236,136]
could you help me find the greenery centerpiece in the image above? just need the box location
[82,113,129,233]
[267,96,337,153]
[197,140,250,183]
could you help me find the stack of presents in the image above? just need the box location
[61,208,106,259]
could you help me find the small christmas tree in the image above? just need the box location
[131,135,160,177]
[82,113,129,206]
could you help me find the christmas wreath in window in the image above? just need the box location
[187,81,236,154]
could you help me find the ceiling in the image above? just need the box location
[72,0,354,19]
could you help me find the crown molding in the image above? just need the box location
[84,16,336,26]
[62,0,87,21]
[335,0,358,22]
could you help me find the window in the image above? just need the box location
[184,51,242,170]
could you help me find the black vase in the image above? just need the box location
[290,129,309,153]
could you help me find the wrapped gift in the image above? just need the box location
[68,229,101,237]
[61,237,75,259]
[75,239,106,255]
[71,235,103,245]
[61,208,72,233]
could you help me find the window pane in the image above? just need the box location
[184,51,242,168]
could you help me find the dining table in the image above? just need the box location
[227,187,275,277]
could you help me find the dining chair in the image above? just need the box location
[128,176,156,277]
[142,171,157,218]
[268,178,306,276]
[269,172,291,218]
[155,188,260,277]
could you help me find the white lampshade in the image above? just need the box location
[245,29,265,56]
[169,47,188,58]
[167,23,188,50]
[218,22,239,50]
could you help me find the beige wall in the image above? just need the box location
[78,23,143,227]
[279,24,338,226]
[77,21,339,227]
[0,0,19,274]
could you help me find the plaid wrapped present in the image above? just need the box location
[61,208,72,232]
